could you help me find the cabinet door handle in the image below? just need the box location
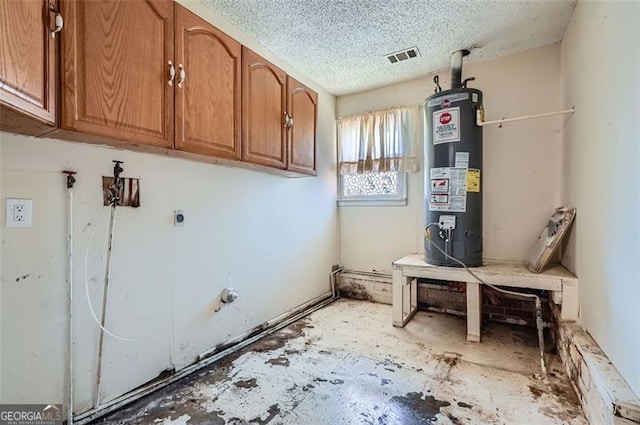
[283,113,293,129]
[168,61,175,86]
[282,111,293,130]
[49,3,63,38]
[177,64,186,88]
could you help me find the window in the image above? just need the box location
[340,171,406,204]
[337,106,419,205]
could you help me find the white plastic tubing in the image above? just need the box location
[80,181,143,409]
[85,203,143,409]
[425,223,548,377]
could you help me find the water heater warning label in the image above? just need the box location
[431,178,449,193]
[429,167,467,212]
[467,168,481,192]
[433,107,460,144]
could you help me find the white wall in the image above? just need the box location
[337,45,564,272]
[0,0,339,413]
[560,0,640,397]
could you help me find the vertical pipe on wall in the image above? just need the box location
[330,266,343,298]
[93,203,118,408]
[63,171,77,424]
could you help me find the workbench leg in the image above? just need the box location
[466,282,482,342]
[410,277,417,318]
[393,268,417,327]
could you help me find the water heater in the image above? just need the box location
[424,50,483,267]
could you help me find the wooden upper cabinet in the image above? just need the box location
[242,47,287,169]
[175,5,241,160]
[60,0,174,149]
[287,76,317,175]
[0,0,57,135]
[0,0,317,174]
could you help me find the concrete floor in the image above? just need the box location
[93,299,587,425]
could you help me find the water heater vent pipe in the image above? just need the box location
[450,49,470,89]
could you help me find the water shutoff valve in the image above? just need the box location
[221,288,238,304]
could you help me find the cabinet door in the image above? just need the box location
[287,76,317,175]
[242,47,287,169]
[0,0,57,135]
[60,0,173,148]
[175,5,241,159]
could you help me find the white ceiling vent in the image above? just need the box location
[386,47,421,64]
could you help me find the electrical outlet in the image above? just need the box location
[6,198,33,228]
[14,204,25,222]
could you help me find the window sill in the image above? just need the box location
[337,198,408,207]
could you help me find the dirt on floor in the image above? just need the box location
[91,300,586,425]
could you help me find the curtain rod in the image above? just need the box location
[337,103,422,121]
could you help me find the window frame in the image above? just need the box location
[337,170,408,206]
[336,105,419,207]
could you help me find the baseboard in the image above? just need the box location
[555,312,640,424]
[73,292,336,424]
[336,270,393,304]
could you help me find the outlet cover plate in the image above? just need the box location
[6,198,33,228]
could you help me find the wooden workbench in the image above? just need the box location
[392,253,578,342]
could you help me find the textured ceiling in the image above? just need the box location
[203,0,576,95]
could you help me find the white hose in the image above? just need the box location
[425,223,538,299]
[425,223,548,377]
[84,208,142,342]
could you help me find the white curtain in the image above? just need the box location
[338,105,420,175]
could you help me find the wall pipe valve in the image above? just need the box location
[221,288,238,304]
